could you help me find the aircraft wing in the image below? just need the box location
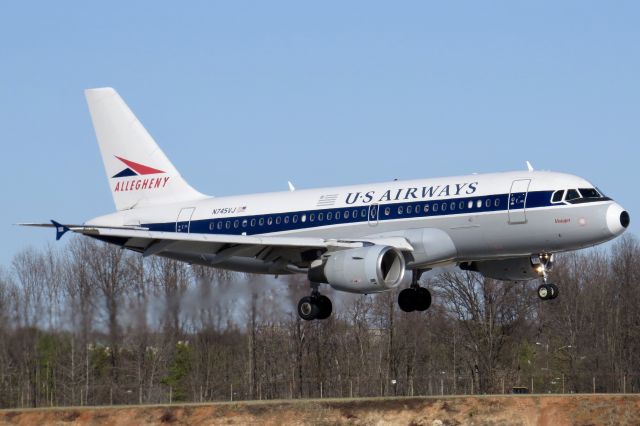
[20,222,414,267]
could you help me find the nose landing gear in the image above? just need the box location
[534,254,558,301]
[398,270,432,312]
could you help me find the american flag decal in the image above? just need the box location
[317,194,338,207]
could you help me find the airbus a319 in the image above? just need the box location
[23,88,630,320]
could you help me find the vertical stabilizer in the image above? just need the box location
[85,88,205,210]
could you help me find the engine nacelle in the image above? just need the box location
[460,257,544,282]
[308,245,407,293]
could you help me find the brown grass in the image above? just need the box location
[1,394,639,426]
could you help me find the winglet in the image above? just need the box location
[51,220,70,241]
[526,161,534,172]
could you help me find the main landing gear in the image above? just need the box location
[398,270,432,312]
[297,283,332,321]
[534,253,558,301]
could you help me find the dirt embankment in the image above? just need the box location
[1,394,639,426]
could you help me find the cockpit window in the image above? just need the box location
[551,190,564,203]
[565,189,580,201]
[579,188,601,199]
[563,187,611,204]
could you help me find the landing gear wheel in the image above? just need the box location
[537,284,550,300]
[548,283,559,300]
[537,284,559,301]
[297,296,319,321]
[398,288,416,312]
[316,295,333,320]
[415,287,432,312]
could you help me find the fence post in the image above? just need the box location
[320,381,323,398]
[562,374,565,394]
[169,386,172,404]
[440,378,444,396]
[230,383,233,401]
[531,377,534,394]
[593,377,596,394]
[350,380,353,398]
[502,378,505,394]
[623,375,626,393]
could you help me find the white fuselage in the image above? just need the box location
[87,170,627,274]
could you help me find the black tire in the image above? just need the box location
[537,284,550,300]
[548,283,559,299]
[415,287,432,312]
[297,296,319,321]
[316,295,333,320]
[398,288,416,312]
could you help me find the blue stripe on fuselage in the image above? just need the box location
[143,190,556,236]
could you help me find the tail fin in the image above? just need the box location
[85,87,205,211]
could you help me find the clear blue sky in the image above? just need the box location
[1,1,638,265]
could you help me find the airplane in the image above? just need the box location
[23,87,630,321]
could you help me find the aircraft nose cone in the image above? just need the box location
[620,211,630,228]
[606,203,629,235]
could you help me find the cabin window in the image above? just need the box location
[352,209,358,218]
[476,200,482,208]
[398,206,404,215]
[293,215,299,223]
[267,217,273,225]
[225,221,231,229]
[259,218,265,226]
[310,213,315,222]
[451,201,456,210]
[344,210,350,219]
[485,199,491,208]
[433,203,439,212]
[233,220,239,228]
[250,219,256,227]
[361,209,367,218]
[217,222,223,230]
[441,202,447,212]
[284,216,289,224]
[494,198,500,207]
[318,213,324,221]
[406,205,413,214]
[301,214,306,223]
[384,207,391,216]
[327,212,332,221]
[424,204,430,213]
[242,219,248,228]
[468,200,474,209]
[335,211,341,220]
[459,201,465,209]
[275,217,282,225]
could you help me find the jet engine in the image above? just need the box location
[459,256,546,282]
[308,245,406,293]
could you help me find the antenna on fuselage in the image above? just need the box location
[526,161,534,172]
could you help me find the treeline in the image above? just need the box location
[0,236,638,408]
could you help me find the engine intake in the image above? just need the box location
[308,245,406,293]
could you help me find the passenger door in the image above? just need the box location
[508,179,531,224]
[176,207,195,233]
